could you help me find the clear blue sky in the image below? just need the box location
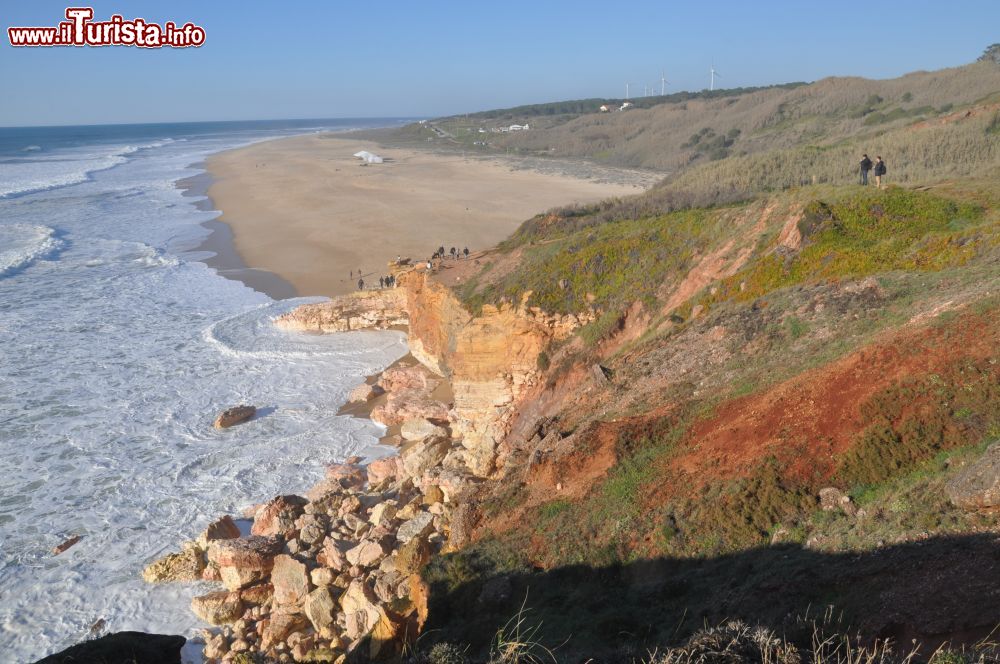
[1,0,997,126]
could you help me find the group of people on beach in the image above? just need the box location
[351,269,396,291]
[431,246,470,261]
[859,154,887,188]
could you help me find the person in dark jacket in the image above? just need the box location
[873,156,886,189]
[859,154,873,185]
[357,277,364,290]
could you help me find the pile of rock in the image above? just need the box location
[370,364,450,428]
[144,436,476,663]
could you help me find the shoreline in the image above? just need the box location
[177,167,299,301]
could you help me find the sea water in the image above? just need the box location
[0,120,411,661]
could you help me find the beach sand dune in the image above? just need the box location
[206,134,649,297]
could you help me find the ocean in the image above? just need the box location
[0,119,411,661]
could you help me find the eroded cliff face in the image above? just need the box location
[398,269,588,476]
[276,267,590,477]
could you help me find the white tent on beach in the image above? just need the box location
[353,150,384,164]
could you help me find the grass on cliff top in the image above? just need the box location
[692,186,992,308]
[457,206,726,318]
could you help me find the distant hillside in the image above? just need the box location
[393,53,1000,191]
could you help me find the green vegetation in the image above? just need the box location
[458,208,723,318]
[698,188,989,308]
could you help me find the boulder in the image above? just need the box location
[272,554,311,606]
[142,548,205,583]
[261,612,309,650]
[367,457,402,485]
[341,580,382,641]
[394,536,431,575]
[369,501,398,526]
[346,539,387,568]
[303,587,338,635]
[396,512,435,544]
[316,536,350,571]
[191,591,244,625]
[400,437,451,480]
[208,536,283,591]
[213,405,256,429]
[239,582,274,607]
[326,462,366,488]
[818,487,855,515]
[51,535,81,556]
[34,632,185,664]
[251,495,308,538]
[349,383,385,403]
[947,443,1000,510]
[400,418,448,442]
[199,515,242,545]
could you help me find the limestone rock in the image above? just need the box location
[198,515,241,546]
[947,443,1000,509]
[273,289,408,333]
[214,405,256,429]
[239,582,274,607]
[400,437,450,480]
[341,580,382,641]
[142,548,205,583]
[272,554,311,606]
[367,457,402,485]
[317,537,350,571]
[261,612,309,650]
[191,591,244,625]
[208,536,282,591]
[303,587,337,635]
[369,502,398,526]
[349,383,385,403]
[396,512,435,544]
[394,536,431,575]
[345,539,387,568]
[326,462,366,489]
[251,495,308,538]
[400,418,448,442]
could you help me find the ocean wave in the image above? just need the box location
[205,299,407,361]
[0,139,176,199]
[0,224,64,278]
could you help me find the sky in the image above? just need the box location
[1,0,998,126]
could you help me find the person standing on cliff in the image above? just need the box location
[859,154,873,186]
[873,156,887,189]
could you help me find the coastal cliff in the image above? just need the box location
[277,266,591,477]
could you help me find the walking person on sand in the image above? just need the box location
[357,277,364,290]
[859,154,873,186]
[379,276,385,289]
[873,156,887,189]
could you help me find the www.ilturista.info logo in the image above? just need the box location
[7,7,205,48]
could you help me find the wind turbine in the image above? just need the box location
[710,63,721,91]
[660,71,668,95]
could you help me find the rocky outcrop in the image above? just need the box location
[213,405,256,429]
[400,270,589,476]
[34,631,185,664]
[947,442,1000,510]
[274,288,408,333]
[154,455,453,663]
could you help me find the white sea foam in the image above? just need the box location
[0,223,64,277]
[0,130,408,661]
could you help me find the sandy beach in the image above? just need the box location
[205,134,649,297]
